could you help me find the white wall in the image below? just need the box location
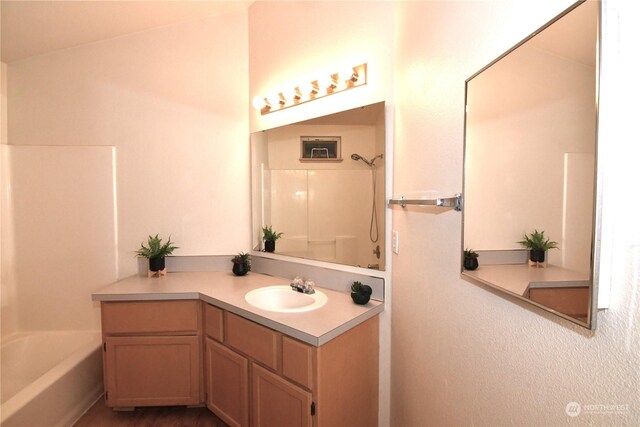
[392,1,640,426]
[8,10,250,280]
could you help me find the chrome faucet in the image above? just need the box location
[290,276,315,294]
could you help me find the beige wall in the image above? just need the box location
[7,10,250,280]
[393,1,640,426]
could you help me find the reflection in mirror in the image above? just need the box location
[251,102,386,270]
[461,0,599,329]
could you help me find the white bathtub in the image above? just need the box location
[1,331,103,427]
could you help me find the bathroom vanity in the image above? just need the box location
[93,272,383,427]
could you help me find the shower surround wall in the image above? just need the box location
[262,123,385,268]
[1,146,117,333]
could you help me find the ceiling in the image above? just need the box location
[1,1,251,64]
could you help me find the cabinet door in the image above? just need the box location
[252,363,312,427]
[104,335,200,407]
[205,338,249,427]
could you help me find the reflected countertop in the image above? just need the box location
[92,271,383,346]
[463,264,589,296]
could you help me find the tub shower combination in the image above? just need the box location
[1,331,103,427]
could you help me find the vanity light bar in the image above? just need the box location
[388,194,463,211]
[253,63,368,115]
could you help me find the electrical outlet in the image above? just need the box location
[392,230,399,254]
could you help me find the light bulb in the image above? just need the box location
[316,75,333,92]
[282,86,301,103]
[339,66,357,82]
[252,96,266,110]
[268,92,282,108]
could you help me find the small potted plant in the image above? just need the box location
[463,249,479,271]
[231,252,251,276]
[517,229,558,267]
[350,281,372,305]
[262,225,283,253]
[135,234,178,274]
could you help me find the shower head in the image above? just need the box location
[351,153,372,166]
[351,153,383,167]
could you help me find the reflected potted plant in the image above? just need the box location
[135,234,178,275]
[517,229,558,267]
[463,249,479,271]
[231,252,251,276]
[262,225,283,253]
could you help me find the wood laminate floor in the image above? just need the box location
[74,397,228,427]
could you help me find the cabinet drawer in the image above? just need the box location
[225,313,280,371]
[204,304,224,341]
[282,336,315,390]
[101,300,200,335]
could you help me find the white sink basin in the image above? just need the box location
[245,285,328,313]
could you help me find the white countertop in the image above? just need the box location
[462,264,589,296]
[92,271,384,346]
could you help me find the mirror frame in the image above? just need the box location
[460,0,601,330]
[249,102,388,277]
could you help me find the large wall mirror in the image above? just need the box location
[251,102,386,270]
[462,0,600,329]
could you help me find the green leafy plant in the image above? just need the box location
[464,248,479,259]
[231,252,251,271]
[517,229,558,251]
[135,234,179,259]
[262,225,284,242]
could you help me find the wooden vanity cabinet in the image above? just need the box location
[204,307,379,427]
[100,300,203,408]
[100,298,379,425]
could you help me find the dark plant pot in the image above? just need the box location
[530,249,546,263]
[149,257,165,272]
[464,257,479,271]
[232,262,248,276]
[264,240,276,253]
[351,292,370,305]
